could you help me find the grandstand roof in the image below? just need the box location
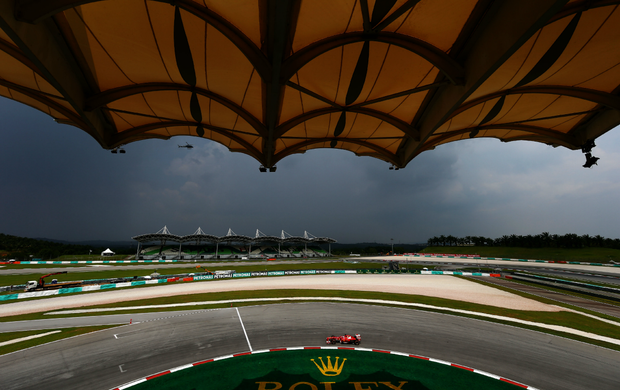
[281,230,310,244]
[303,231,336,244]
[132,226,182,243]
[218,228,253,243]
[132,227,336,244]
[254,229,281,243]
[2,1,619,169]
[181,227,219,243]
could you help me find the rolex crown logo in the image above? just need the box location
[311,356,346,376]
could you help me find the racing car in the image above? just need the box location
[326,334,361,345]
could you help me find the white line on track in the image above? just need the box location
[0,330,61,347]
[235,307,252,351]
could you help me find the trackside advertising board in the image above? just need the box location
[404,253,480,258]
[0,269,487,302]
[193,275,214,281]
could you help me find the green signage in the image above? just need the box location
[128,349,524,390]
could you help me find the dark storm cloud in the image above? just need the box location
[1,96,620,244]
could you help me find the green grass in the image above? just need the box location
[0,325,120,355]
[421,246,620,263]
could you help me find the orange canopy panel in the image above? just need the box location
[1,0,619,168]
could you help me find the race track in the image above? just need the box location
[1,303,619,390]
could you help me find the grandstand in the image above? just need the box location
[132,227,336,260]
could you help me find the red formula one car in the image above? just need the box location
[326,334,361,345]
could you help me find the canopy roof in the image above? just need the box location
[132,226,182,243]
[133,227,336,244]
[1,1,619,168]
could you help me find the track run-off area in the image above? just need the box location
[1,259,620,389]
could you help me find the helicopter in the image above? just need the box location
[178,142,194,149]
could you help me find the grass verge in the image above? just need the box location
[0,325,120,356]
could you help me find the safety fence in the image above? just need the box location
[4,257,619,268]
[1,259,179,265]
[0,270,355,301]
[421,270,500,277]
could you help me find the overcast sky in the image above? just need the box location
[1,96,619,244]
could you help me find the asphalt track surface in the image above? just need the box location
[1,303,620,390]
[515,268,620,286]
[472,276,620,319]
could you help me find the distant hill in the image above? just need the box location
[0,233,136,259]
[329,242,426,255]
[33,237,136,248]
[73,240,136,248]
[2,233,426,259]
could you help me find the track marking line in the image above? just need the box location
[0,330,61,347]
[235,307,252,351]
[119,364,126,373]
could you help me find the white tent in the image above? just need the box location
[101,248,115,257]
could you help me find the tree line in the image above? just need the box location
[427,232,620,249]
[0,233,131,260]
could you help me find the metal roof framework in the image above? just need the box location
[180,227,219,244]
[2,1,619,170]
[132,225,182,244]
[132,227,336,244]
[218,228,253,243]
[254,229,281,243]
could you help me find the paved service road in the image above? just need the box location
[1,303,619,390]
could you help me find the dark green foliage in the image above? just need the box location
[426,232,620,249]
[0,233,106,260]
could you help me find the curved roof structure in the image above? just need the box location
[181,227,219,243]
[132,226,182,243]
[2,1,619,168]
[132,227,336,244]
[219,228,253,243]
